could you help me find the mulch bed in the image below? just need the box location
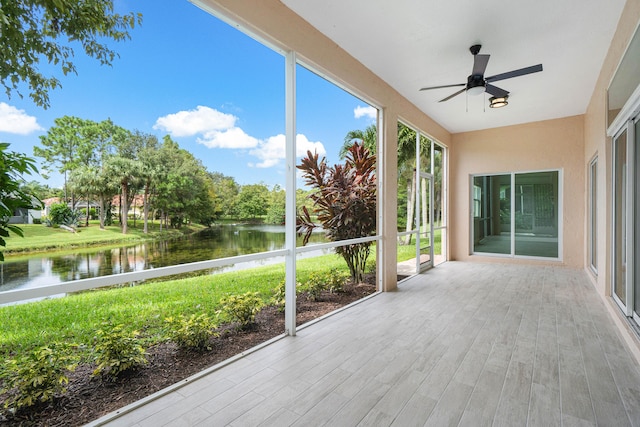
[0,279,376,427]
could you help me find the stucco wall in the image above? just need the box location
[582,0,640,360]
[450,115,585,267]
[584,0,640,295]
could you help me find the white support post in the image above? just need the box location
[415,131,421,274]
[285,50,297,336]
[376,109,384,292]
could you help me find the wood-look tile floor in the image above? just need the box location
[92,262,640,426]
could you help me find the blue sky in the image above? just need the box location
[0,0,376,189]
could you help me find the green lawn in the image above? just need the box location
[0,251,362,360]
[0,227,447,360]
[3,222,204,255]
[396,228,443,262]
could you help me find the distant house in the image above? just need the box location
[8,196,42,224]
[111,194,145,219]
[41,197,61,217]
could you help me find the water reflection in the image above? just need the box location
[0,224,328,293]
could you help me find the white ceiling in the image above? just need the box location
[281,0,628,133]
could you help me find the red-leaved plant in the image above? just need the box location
[297,142,376,283]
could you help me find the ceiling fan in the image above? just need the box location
[419,44,543,106]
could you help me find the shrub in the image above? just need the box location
[269,281,305,312]
[269,281,286,312]
[300,273,326,301]
[47,203,81,228]
[0,343,77,412]
[92,323,147,379]
[300,269,348,300]
[218,292,264,328]
[165,314,219,350]
[47,203,71,226]
[324,268,349,293]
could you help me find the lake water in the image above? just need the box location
[0,224,329,294]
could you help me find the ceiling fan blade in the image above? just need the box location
[419,83,465,91]
[439,87,467,102]
[485,64,543,83]
[472,54,490,76]
[485,84,509,98]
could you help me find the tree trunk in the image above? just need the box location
[99,196,105,229]
[63,170,68,204]
[118,194,122,225]
[143,183,150,234]
[85,196,90,227]
[404,175,416,245]
[121,181,129,235]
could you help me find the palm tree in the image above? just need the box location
[69,165,118,229]
[131,132,160,234]
[341,123,434,245]
[396,123,436,245]
[106,156,142,234]
[339,124,377,158]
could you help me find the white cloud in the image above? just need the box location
[0,103,43,134]
[153,105,236,137]
[249,134,326,168]
[353,105,377,120]
[295,134,326,158]
[154,106,327,170]
[198,127,259,149]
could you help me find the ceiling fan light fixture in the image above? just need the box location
[489,95,509,108]
[467,85,485,96]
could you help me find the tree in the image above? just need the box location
[35,116,94,204]
[20,180,60,201]
[209,172,239,218]
[0,0,141,109]
[339,124,377,158]
[297,143,377,283]
[265,185,286,224]
[105,154,139,235]
[129,131,159,233]
[69,165,117,229]
[0,143,41,261]
[236,184,269,221]
[153,136,215,229]
[36,116,130,227]
[397,123,431,245]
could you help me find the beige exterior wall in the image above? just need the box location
[449,116,585,267]
[584,0,640,295]
[583,0,640,358]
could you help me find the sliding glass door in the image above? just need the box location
[472,174,511,254]
[472,170,560,259]
[613,128,628,310]
[613,117,640,324]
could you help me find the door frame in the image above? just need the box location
[416,171,434,272]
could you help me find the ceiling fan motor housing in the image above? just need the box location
[467,74,485,94]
